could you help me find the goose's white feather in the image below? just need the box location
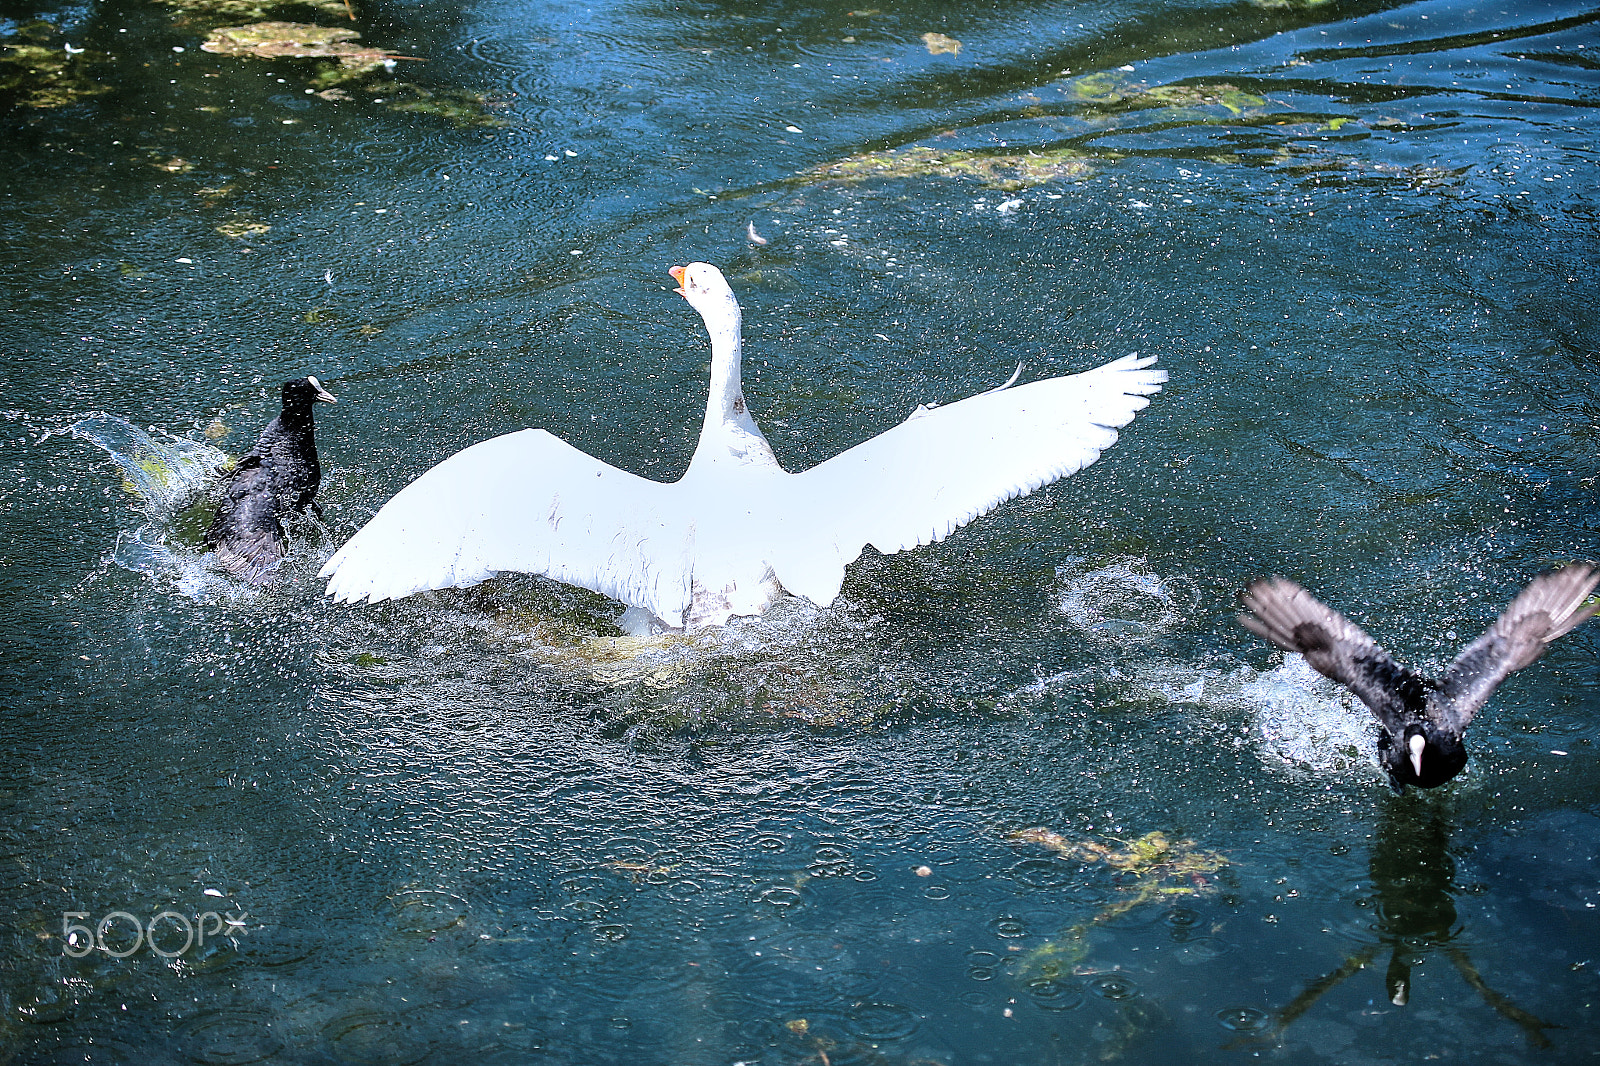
[321,263,1166,629]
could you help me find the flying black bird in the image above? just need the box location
[205,377,337,583]
[1240,565,1600,791]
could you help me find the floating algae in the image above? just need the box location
[196,22,504,126]
[1140,83,1267,117]
[1059,71,1268,117]
[795,144,1094,191]
[200,22,391,65]
[383,86,507,128]
[0,21,112,110]
[153,0,351,25]
[215,217,271,238]
[792,75,1269,192]
[1010,829,1230,980]
[1062,70,1141,105]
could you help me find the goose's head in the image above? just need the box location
[670,262,739,325]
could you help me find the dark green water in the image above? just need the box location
[4,0,1600,1061]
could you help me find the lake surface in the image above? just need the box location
[4,0,1600,1061]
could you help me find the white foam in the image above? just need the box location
[1054,555,1189,642]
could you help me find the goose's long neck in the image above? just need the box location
[690,298,777,470]
[701,301,745,433]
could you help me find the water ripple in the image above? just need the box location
[178,1009,283,1065]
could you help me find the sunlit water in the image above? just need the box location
[4,0,1599,1061]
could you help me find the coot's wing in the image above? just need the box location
[207,460,286,584]
[1240,577,1420,732]
[1435,564,1600,730]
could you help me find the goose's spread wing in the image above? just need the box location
[763,354,1165,606]
[320,429,692,619]
[1435,564,1600,730]
[1239,577,1421,731]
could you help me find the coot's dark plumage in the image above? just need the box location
[205,377,336,583]
[1240,565,1600,791]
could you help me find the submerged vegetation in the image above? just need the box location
[793,77,1271,191]
[152,0,352,23]
[3,0,503,126]
[796,144,1096,191]
[199,21,389,64]
[1009,828,1231,977]
[0,21,111,110]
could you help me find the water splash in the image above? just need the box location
[69,414,230,520]
[1136,654,1376,779]
[1055,555,1188,642]
[66,414,286,597]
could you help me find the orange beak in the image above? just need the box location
[669,264,686,295]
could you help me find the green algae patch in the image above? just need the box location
[1011,828,1231,980]
[194,17,506,128]
[1063,73,1269,118]
[215,217,271,238]
[0,21,112,110]
[380,84,507,127]
[795,144,1094,191]
[1142,83,1267,116]
[153,0,351,26]
[306,55,389,89]
[1063,70,1140,104]
[200,22,389,64]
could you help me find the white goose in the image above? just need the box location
[320,263,1166,631]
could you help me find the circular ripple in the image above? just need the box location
[1025,977,1086,1012]
[178,935,241,974]
[763,931,851,964]
[324,1011,430,1065]
[599,835,662,862]
[756,885,803,910]
[1173,937,1229,964]
[388,890,469,935]
[1216,1006,1272,1032]
[1163,906,1201,930]
[846,1001,918,1041]
[751,833,791,858]
[964,949,1000,982]
[1088,974,1140,1000]
[990,914,1029,938]
[732,962,846,1011]
[1008,858,1077,889]
[179,1010,282,1065]
[813,842,852,862]
[14,985,73,1024]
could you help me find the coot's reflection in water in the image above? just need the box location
[1236,800,1557,1051]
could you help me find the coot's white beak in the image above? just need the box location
[308,376,337,403]
[1408,733,1426,779]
